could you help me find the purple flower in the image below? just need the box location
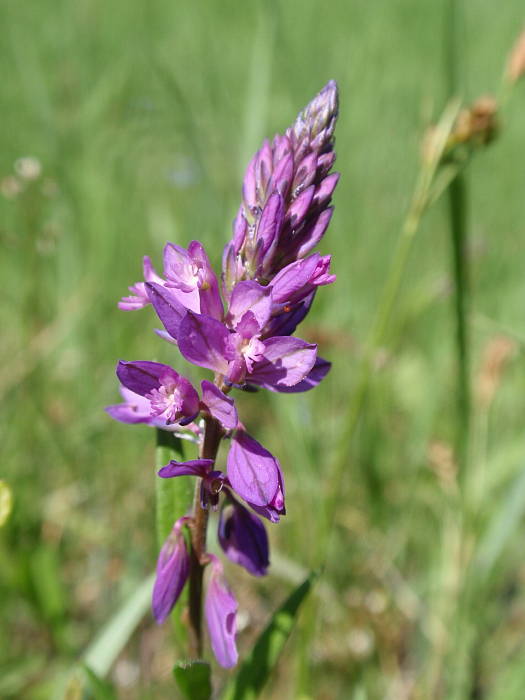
[158,459,227,510]
[152,517,190,624]
[222,81,339,290]
[205,555,238,668]
[106,386,162,426]
[177,288,317,390]
[219,498,270,576]
[118,256,165,311]
[163,241,223,320]
[268,253,335,309]
[105,386,204,441]
[227,430,285,517]
[157,427,285,518]
[271,356,332,393]
[116,360,200,426]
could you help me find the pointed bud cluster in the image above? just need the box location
[108,82,340,668]
[223,81,339,291]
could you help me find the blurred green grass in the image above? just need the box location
[1,0,525,697]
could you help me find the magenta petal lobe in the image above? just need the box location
[205,555,238,668]
[152,518,190,624]
[219,499,270,576]
[200,381,238,430]
[178,312,233,374]
[248,337,317,390]
[158,459,214,479]
[146,282,186,341]
[227,431,280,507]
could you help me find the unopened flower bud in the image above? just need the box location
[218,498,270,576]
[205,555,238,668]
[152,518,190,624]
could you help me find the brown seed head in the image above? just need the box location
[506,27,525,83]
[452,96,498,147]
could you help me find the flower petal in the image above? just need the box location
[200,381,238,430]
[263,291,315,338]
[188,240,224,320]
[227,431,280,507]
[205,555,238,668]
[178,312,233,374]
[255,192,285,265]
[105,400,151,424]
[116,360,178,396]
[153,518,190,624]
[248,337,317,389]
[226,280,272,331]
[146,282,186,341]
[158,459,214,479]
[266,357,331,393]
[219,498,269,576]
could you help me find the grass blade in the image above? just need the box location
[222,572,318,700]
[83,574,154,678]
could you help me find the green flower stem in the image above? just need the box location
[447,174,470,475]
[445,0,471,479]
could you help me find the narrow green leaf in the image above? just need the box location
[155,429,192,649]
[155,429,190,548]
[222,572,318,700]
[0,480,12,527]
[83,574,154,678]
[81,665,118,700]
[31,545,67,621]
[474,464,525,577]
[62,665,118,700]
[173,660,212,700]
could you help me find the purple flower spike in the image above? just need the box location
[152,517,190,624]
[219,498,270,576]
[205,555,238,668]
[227,430,284,510]
[223,81,339,288]
[116,361,200,425]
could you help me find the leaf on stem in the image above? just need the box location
[0,480,13,527]
[173,660,212,700]
[221,571,318,700]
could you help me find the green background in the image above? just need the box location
[1,0,525,697]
